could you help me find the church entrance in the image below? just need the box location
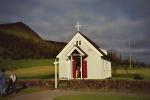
[69,48,87,79]
[72,55,87,79]
[73,56,81,78]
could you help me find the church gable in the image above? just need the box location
[57,31,107,59]
[56,32,83,58]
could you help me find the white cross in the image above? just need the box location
[74,21,82,31]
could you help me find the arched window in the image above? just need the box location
[75,40,82,46]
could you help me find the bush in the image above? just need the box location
[133,74,144,80]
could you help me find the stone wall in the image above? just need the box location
[16,79,150,92]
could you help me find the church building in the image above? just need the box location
[56,22,111,80]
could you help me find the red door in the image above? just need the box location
[82,60,87,79]
[72,60,76,79]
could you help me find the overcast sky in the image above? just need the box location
[0,0,150,64]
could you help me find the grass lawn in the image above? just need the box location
[112,67,150,80]
[0,59,55,79]
[11,66,55,79]
[53,94,150,100]
[0,59,54,70]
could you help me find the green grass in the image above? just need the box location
[0,59,54,70]
[0,59,55,79]
[5,65,55,79]
[53,94,150,100]
[112,67,150,80]
[1,58,150,80]
[11,66,55,79]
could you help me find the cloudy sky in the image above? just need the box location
[0,0,150,64]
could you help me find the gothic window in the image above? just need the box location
[79,40,81,46]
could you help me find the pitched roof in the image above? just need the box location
[77,31,107,56]
[57,31,110,61]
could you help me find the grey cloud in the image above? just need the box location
[0,0,150,64]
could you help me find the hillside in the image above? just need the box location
[0,22,43,42]
[0,22,66,59]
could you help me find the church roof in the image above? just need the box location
[77,31,110,61]
[77,31,106,56]
[57,31,110,61]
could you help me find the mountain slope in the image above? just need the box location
[0,22,43,42]
[0,22,66,59]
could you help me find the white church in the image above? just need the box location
[56,22,111,80]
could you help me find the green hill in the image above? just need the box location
[0,22,66,59]
[0,22,43,42]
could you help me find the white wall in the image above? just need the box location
[58,32,111,79]
[58,54,73,80]
[102,60,111,78]
[59,61,68,79]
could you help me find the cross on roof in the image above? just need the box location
[74,21,82,31]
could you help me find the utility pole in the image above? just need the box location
[129,39,132,68]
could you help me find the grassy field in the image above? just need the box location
[53,94,150,100]
[10,66,55,79]
[0,59,54,69]
[0,58,150,80]
[112,67,150,80]
[0,59,55,79]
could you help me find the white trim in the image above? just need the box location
[67,46,85,56]
[67,61,70,80]
[54,59,58,89]
[80,55,82,79]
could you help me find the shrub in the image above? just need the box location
[133,74,144,80]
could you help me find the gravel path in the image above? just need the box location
[11,89,74,100]
[11,89,150,100]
